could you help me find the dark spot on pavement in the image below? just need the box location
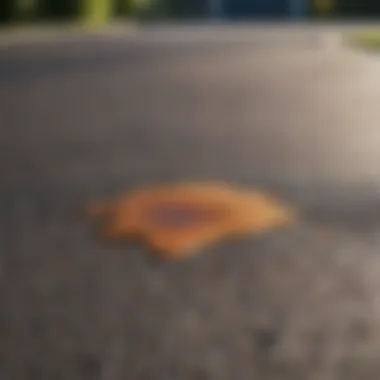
[254,328,280,350]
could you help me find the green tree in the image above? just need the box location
[36,0,115,24]
[37,0,77,20]
[79,0,114,25]
[114,0,132,16]
[335,0,380,16]
[14,0,38,20]
[0,0,38,23]
[164,0,207,18]
[128,0,168,20]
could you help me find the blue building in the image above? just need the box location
[208,0,308,19]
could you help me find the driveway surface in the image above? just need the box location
[2,24,380,380]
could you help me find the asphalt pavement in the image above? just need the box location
[2,24,380,380]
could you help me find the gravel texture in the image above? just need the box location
[2,24,380,380]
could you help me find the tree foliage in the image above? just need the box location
[335,0,380,16]
[2,0,380,25]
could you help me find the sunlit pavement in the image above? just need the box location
[2,24,380,379]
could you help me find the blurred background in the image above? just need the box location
[1,0,380,27]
